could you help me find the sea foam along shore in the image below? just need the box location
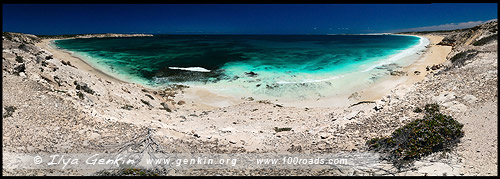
[361,34,428,73]
[356,34,452,102]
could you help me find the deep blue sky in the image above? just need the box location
[2,4,498,35]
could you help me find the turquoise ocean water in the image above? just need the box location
[54,35,427,100]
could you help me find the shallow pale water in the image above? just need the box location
[54,35,427,100]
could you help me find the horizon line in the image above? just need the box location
[17,32,395,36]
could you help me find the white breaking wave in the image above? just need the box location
[168,67,211,72]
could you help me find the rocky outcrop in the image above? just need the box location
[437,20,497,61]
[2,32,41,44]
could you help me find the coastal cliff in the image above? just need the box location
[2,20,497,176]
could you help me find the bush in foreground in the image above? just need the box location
[366,103,464,168]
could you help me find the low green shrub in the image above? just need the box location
[423,103,440,114]
[413,107,423,113]
[367,104,464,167]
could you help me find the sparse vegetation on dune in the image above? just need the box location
[449,50,478,67]
[473,34,497,46]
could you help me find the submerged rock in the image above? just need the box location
[244,71,258,77]
[265,84,279,90]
